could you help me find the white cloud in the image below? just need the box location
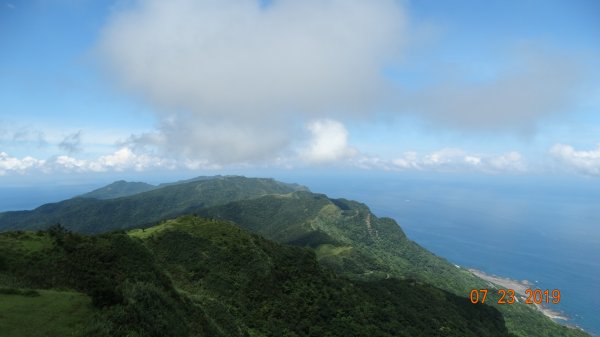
[0,152,44,175]
[96,147,146,171]
[356,155,393,171]
[357,148,527,174]
[464,156,482,166]
[0,146,545,176]
[53,155,87,171]
[93,1,591,166]
[300,119,357,164]
[550,143,600,176]
[487,151,526,172]
[97,0,407,163]
[391,151,419,170]
[94,147,177,172]
[423,148,468,166]
[0,147,185,176]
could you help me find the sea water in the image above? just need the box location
[0,185,98,211]
[292,173,600,336]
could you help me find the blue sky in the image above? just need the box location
[1,0,599,183]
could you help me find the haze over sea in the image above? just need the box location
[1,173,598,335]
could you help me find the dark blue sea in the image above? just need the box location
[1,173,598,335]
[288,172,600,336]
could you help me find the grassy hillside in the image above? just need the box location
[0,176,306,233]
[0,288,93,337]
[0,217,515,337]
[0,229,224,337]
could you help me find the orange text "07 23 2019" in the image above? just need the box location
[469,289,561,305]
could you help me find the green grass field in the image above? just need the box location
[314,243,353,258]
[0,289,94,337]
[0,231,52,253]
[128,220,175,239]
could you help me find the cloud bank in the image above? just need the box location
[94,0,587,168]
[0,148,179,176]
[98,0,406,163]
[0,152,44,175]
[356,149,526,174]
[550,143,600,176]
[0,146,528,176]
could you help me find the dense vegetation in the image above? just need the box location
[193,191,590,337]
[1,217,515,336]
[78,180,157,199]
[194,191,481,289]
[0,176,590,336]
[0,226,218,336]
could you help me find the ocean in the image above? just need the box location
[0,184,99,212]
[290,172,600,336]
[1,173,598,335]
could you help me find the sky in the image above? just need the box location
[1,0,599,184]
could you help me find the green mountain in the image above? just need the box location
[194,191,470,285]
[0,176,306,233]
[192,191,588,337]
[0,176,589,337]
[79,180,157,199]
[1,217,513,337]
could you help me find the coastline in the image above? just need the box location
[468,268,570,321]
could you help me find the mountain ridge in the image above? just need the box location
[78,180,157,199]
[0,176,307,233]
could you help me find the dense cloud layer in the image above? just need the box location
[95,0,587,166]
[98,0,406,163]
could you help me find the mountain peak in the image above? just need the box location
[79,180,156,200]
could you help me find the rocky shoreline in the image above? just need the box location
[468,268,569,321]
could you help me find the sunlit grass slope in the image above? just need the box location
[0,289,93,337]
